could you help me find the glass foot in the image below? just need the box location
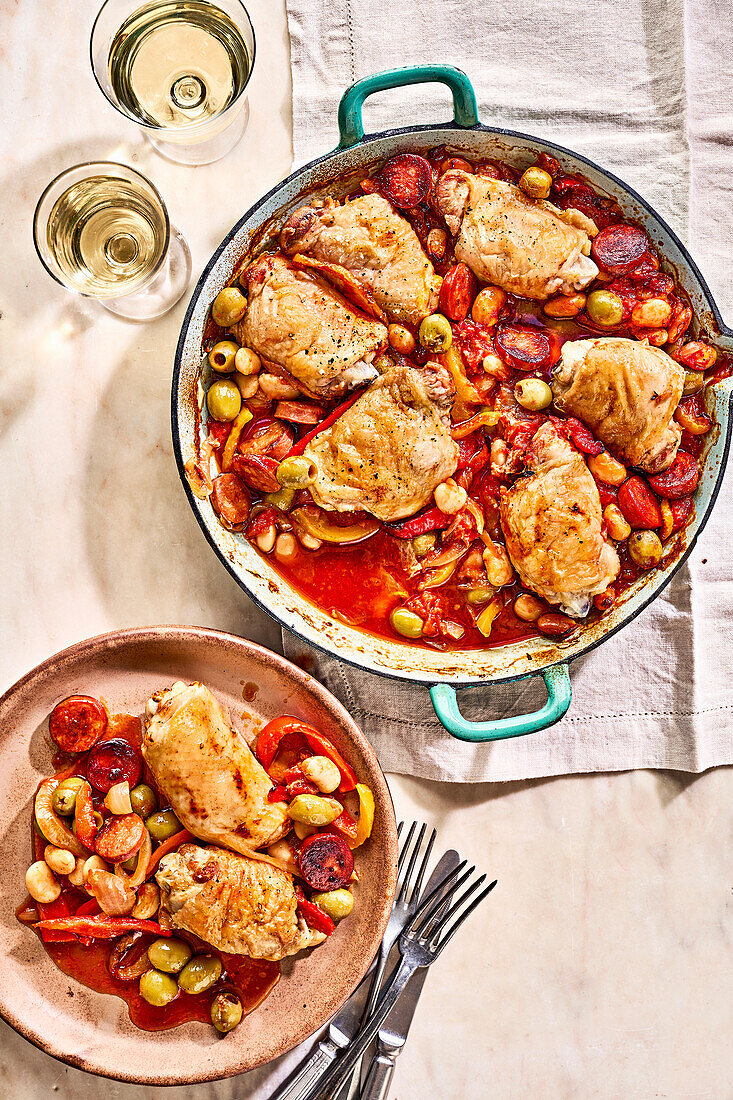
[144,98,250,166]
[102,226,192,321]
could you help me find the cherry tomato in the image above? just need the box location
[297,832,354,892]
[94,813,146,863]
[647,452,700,499]
[617,476,662,528]
[495,326,553,371]
[49,696,107,755]
[379,154,432,209]
[439,263,477,322]
[86,739,142,793]
[591,224,649,275]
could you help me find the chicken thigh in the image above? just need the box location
[233,254,387,399]
[303,363,458,522]
[280,193,441,326]
[434,170,598,300]
[143,682,289,853]
[500,421,620,616]
[156,843,325,962]
[552,337,685,473]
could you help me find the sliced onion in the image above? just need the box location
[419,560,458,590]
[465,498,485,536]
[35,779,86,858]
[114,827,152,890]
[292,507,380,545]
[242,843,302,879]
[184,458,211,500]
[420,544,466,571]
[86,868,136,915]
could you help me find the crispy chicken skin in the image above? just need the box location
[233,253,387,399]
[280,193,441,326]
[143,682,289,853]
[303,363,458,522]
[500,422,620,617]
[156,843,325,962]
[434,170,598,300]
[552,337,685,473]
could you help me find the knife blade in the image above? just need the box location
[272,848,460,1100]
[358,850,461,1100]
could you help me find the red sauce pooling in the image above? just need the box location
[18,710,281,1032]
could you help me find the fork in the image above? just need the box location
[310,862,498,1100]
[270,821,435,1100]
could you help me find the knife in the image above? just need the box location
[358,851,461,1100]
[271,849,460,1100]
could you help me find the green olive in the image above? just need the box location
[121,854,138,872]
[146,809,182,841]
[147,937,192,975]
[207,379,242,422]
[178,955,222,994]
[130,783,157,820]
[210,990,243,1034]
[311,889,354,921]
[418,313,453,353]
[514,378,552,412]
[628,530,662,569]
[288,793,341,827]
[208,340,240,374]
[683,370,703,397]
[519,166,552,200]
[139,969,179,1007]
[52,777,85,816]
[263,487,296,512]
[212,287,247,328]
[586,289,624,327]
[464,584,498,606]
[389,606,424,639]
[276,455,317,490]
[412,534,436,558]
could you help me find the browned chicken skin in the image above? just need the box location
[500,421,620,616]
[434,170,598,300]
[552,337,685,473]
[233,254,387,399]
[156,843,325,962]
[303,363,458,522]
[143,682,289,854]
[280,193,441,326]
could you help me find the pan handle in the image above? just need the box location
[337,65,479,149]
[429,664,572,742]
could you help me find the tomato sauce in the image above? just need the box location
[200,147,720,650]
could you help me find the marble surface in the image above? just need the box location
[1,2,732,1097]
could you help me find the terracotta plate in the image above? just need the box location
[0,626,398,1084]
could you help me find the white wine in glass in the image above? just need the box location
[34,162,191,320]
[91,0,255,165]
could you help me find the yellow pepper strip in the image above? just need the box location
[451,407,500,439]
[419,560,458,590]
[443,345,482,406]
[221,407,254,471]
[476,597,503,637]
[353,783,375,848]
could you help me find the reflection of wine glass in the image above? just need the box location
[33,162,191,321]
[91,0,256,166]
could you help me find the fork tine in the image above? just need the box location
[428,873,486,941]
[408,826,436,907]
[396,821,416,879]
[413,864,474,936]
[406,860,468,936]
[400,822,427,905]
[433,878,498,953]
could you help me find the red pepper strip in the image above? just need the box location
[330,807,359,845]
[74,780,98,851]
[294,887,335,936]
[76,898,102,917]
[257,718,358,793]
[387,507,452,541]
[286,391,365,457]
[35,916,172,940]
[286,776,319,799]
[37,895,77,943]
[267,784,288,803]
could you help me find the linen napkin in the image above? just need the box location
[282,0,733,782]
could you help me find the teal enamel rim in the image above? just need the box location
[337,65,479,148]
[429,665,573,742]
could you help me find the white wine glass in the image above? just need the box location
[33,161,192,321]
[90,0,256,166]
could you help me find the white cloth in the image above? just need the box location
[283,0,733,782]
